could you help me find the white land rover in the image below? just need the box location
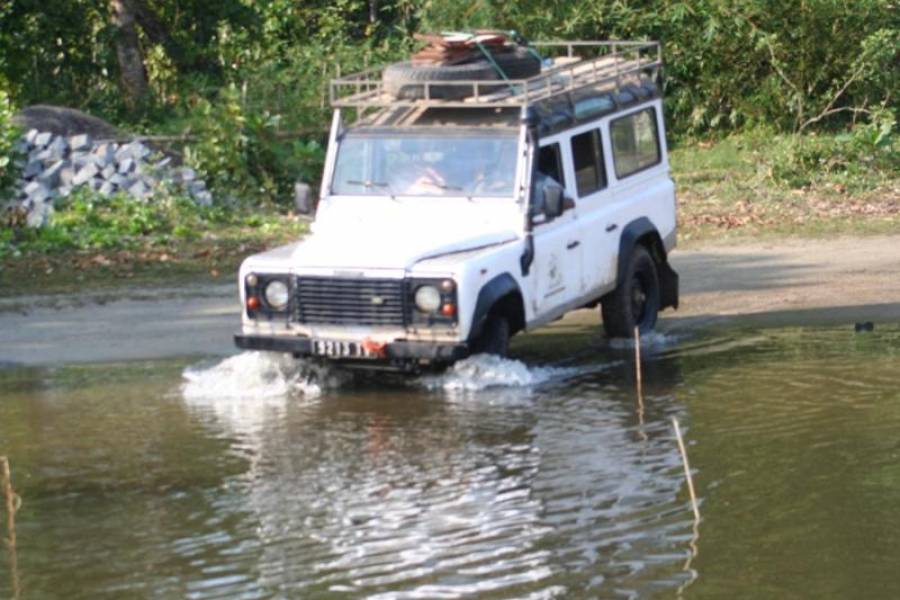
[235,39,679,371]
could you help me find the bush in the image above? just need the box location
[0,187,229,257]
[0,89,21,201]
[768,110,899,189]
[181,83,326,205]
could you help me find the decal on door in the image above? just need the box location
[544,252,565,298]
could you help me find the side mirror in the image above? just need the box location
[294,182,313,214]
[544,184,563,219]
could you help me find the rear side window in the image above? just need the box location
[570,129,606,197]
[537,143,565,187]
[611,108,661,178]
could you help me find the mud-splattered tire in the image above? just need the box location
[471,315,511,357]
[601,245,660,338]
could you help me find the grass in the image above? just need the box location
[670,131,899,246]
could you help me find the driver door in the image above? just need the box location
[530,142,583,317]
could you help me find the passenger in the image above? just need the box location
[471,151,517,195]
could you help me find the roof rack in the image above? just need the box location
[330,41,661,110]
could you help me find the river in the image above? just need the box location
[1,325,899,598]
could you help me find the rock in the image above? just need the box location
[72,163,99,186]
[187,180,207,196]
[127,180,150,199]
[154,156,172,170]
[101,164,116,180]
[37,160,66,187]
[22,159,43,179]
[58,185,73,198]
[108,173,130,188]
[98,181,116,197]
[68,133,92,152]
[24,180,51,204]
[24,129,39,145]
[14,105,118,138]
[26,202,50,228]
[93,143,117,163]
[33,131,53,148]
[33,148,54,163]
[72,153,102,169]
[45,135,69,161]
[177,167,197,182]
[116,141,150,162]
[117,157,135,175]
[193,190,213,206]
[59,165,76,187]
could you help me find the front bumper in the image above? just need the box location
[234,334,468,365]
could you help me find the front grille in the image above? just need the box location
[294,277,407,326]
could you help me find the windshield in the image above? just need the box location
[331,134,519,198]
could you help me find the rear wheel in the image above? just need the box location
[601,246,661,338]
[471,315,510,357]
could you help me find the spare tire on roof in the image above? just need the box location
[383,46,543,100]
[489,46,542,80]
[383,60,497,100]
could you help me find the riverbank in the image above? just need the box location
[3,132,896,297]
[2,235,898,367]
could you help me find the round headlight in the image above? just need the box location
[414,285,441,313]
[264,280,289,310]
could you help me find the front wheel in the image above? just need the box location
[470,315,511,357]
[601,246,661,338]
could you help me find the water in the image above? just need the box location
[1,326,899,598]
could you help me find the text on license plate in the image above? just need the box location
[312,339,374,359]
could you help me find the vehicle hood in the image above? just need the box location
[291,199,520,271]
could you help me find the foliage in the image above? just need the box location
[0,89,21,200]
[4,0,894,136]
[0,0,896,250]
[180,84,326,204]
[768,110,899,189]
[0,187,291,258]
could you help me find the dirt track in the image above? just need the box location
[1,236,898,366]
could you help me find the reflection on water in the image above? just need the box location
[1,326,899,598]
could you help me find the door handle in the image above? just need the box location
[567,241,580,250]
[605,223,618,232]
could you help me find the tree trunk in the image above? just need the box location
[133,1,185,69]
[110,0,148,110]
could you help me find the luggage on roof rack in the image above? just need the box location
[330,40,662,111]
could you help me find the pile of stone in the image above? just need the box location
[8,129,212,227]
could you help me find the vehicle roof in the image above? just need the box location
[347,81,660,136]
[332,40,663,135]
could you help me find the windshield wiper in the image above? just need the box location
[344,179,398,200]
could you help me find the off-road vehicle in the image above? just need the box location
[235,37,679,371]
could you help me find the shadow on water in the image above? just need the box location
[2,324,899,598]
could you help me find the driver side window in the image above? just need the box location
[538,143,565,187]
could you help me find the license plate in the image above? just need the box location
[311,339,374,359]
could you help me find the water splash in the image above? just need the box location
[182,351,340,401]
[181,351,348,437]
[419,353,577,392]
